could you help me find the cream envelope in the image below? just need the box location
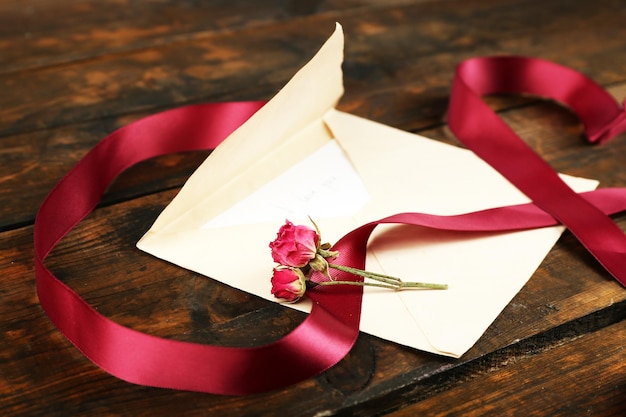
[137,24,597,357]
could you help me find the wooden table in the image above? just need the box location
[1,1,625,415]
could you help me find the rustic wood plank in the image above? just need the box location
[388,320,626,417]
[0,0,419,73]
[0,113,212,231]
[2,0,626,139]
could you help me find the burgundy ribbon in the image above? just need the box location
[34,56,626,395]
[448,56,626,286]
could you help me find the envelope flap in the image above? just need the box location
[146,24,345,235]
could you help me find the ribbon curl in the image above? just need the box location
[448,56,626,287]
[34,56,626,395]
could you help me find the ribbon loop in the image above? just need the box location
[591,101,626,144]
[448,56,626,287]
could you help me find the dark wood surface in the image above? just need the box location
[1,1,625,415]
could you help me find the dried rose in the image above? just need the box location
[270,267,307,302]
[269,219,448,302]
[269,220,319,268]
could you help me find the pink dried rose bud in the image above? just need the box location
[270,267,307,302]
[268,219,447,302]
[269,220,319,268]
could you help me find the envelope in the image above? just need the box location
[137,23,597,357]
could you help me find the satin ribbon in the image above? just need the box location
[448,56,626,286]
[34,56,626,395]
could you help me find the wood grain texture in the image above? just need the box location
[0,0,420,73]
[1,0,626,416]
[388,321,626,416]
[3,1,626,230]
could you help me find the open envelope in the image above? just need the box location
[137,23,598,357]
